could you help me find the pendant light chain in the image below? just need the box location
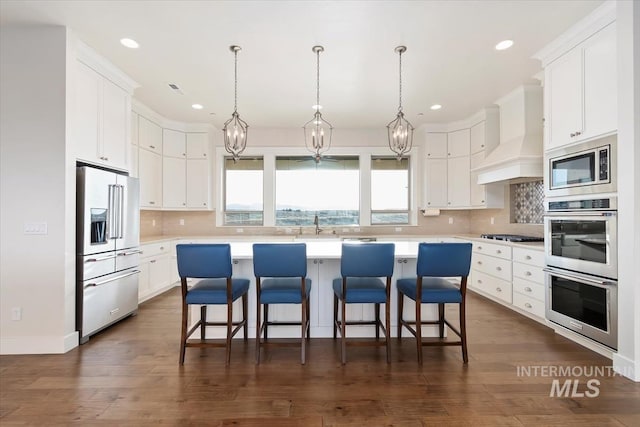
[234,48,238,113]
[398,49,403,112]
[316,48,320,109]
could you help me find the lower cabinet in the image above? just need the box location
[138,241,173,302]
[468,240,545,323]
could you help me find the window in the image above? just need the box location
[371,157,409,224]
[275,156,359,226]
[224,157,264,225]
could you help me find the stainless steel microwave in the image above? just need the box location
[545,135,616,198]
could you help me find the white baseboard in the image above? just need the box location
[613,352,640,382]
[1,334,75,355]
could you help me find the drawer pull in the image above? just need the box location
[496,266,502,271]
[524,287,532,292]
[478,246,483,250]
[160,246,165,250]
[525,255,532,260]
[477,279,483,284]
[496,250,502,254]
[496,287,502,292]
[150,145,156,149]
[477,261,482,265]
[525,303,533,309]
[150,260,156,263]
[525,271,532,276]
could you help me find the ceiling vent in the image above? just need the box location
[472,84,543,184]
[168,83,184,95]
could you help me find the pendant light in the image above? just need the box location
[223,45,248,162]
[387,45,414,160]
[303,45,333,163]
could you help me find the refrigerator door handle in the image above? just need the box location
[84,270,140,288]
[107,184,115,239]
[119,184,125,239]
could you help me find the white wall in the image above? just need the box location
[613,0,640,381]
[0,26,78,353]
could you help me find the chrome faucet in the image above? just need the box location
[313,214,323,235]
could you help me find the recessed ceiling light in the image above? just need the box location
[495,40,514,51]
[120,38,139,49]
[192,104,203,110]
[312,104,323,110]
[430,104,442,110]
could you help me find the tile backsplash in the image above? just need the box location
[510,180,544,224]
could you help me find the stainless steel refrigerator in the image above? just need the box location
[76,165,140,343]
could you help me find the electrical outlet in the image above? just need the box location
[179,219,185,226]
[11,307,21,321]
[490,217,495,225]
[448,217,454,225]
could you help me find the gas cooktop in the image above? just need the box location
[480,234,544,242]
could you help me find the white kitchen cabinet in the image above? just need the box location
[138,116,162,155]
[544,22,617,150]
[139,241,172,303]
[469,241,513,304]
[470,121,486,154]
[511,247,546,320]
[447,155,470,207]
[129,113,139,178]
[186,158,210,209]
[470,150,504,208]
[447,129,470,158]
[162,156,186,208]
[186,133,209,159]
[74,60,130,171]
[425,133,448,158]
[139,148,162,208]
[163,129,186,158]
[424,158,447,208]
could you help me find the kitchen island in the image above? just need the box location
[138,235,544,340]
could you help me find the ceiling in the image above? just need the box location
[1,0,604,129]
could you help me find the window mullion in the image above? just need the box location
[360,153,372,227]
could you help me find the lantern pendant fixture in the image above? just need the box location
[223,45,248,162]
[303,45,333,163]
[387,45,414,160]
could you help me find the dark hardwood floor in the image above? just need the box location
[1,288,639,426]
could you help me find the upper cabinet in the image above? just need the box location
[447,129,471,158]
[132,104,213,211]
[138,116,162,155]
[72,42,137,172]
[539,16,616,151]
[73,60,132,171]
[425,133,447,158]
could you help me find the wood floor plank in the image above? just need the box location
[1,288,639,425]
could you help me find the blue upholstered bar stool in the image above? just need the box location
[253,243,311,364]
[333,243,395,364]
[396,242,472,364]
[175,244,250,365]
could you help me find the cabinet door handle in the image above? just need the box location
[150,259,156,263]
[150,145,156,149]
[525,271,532,276]
[525,303,533,309]
[149,201,155,205]
[203,153,207,157]
[496,250,502,254]
[478,246,483,250]
[496,266,502,271]
[203,203,207,206]
[476,261,482,265]
[477,279,482,284]
[575,131,582,136]
[314,260,318,264]
[496,287,502,292]
[525,255,532,260]
[524,287,532,292]
[233,260,239,265]
[182,203,186,206]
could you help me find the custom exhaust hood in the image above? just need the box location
[473,84,543,184]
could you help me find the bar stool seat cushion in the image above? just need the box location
[185,278,250,305]
[260,277,312,304]
[397,277,462,304]
[332,277,387,303]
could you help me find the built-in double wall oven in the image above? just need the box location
[544,195,618,350]
[544,135,618,350]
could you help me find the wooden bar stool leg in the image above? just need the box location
[255,300,262,364]
[460,298,468,364]
[180,301,188,365]
[226,300,233,366]
[397,290,403,340]
[415,296,422,365]
[333,294,338,339]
